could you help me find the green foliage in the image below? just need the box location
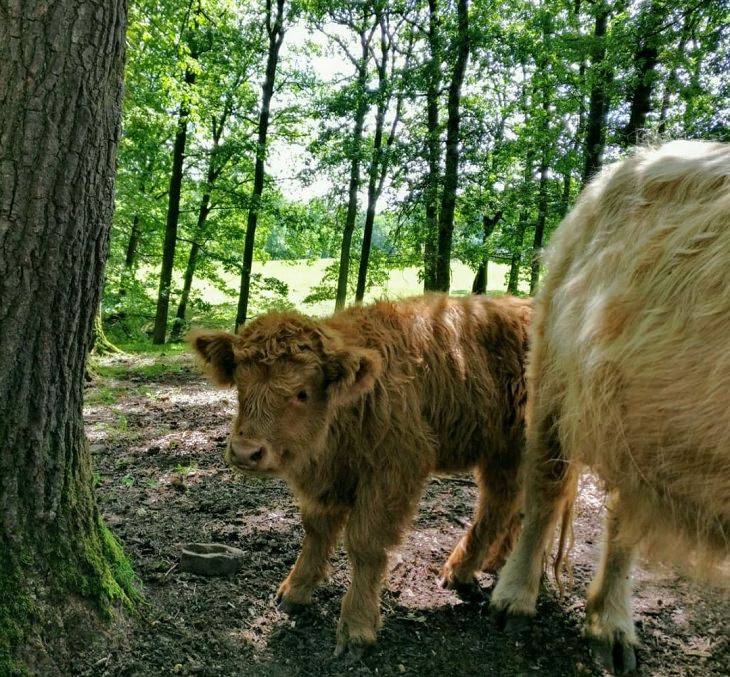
[105,0,729,332]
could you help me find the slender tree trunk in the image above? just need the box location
[170,194,209,341]
[355,120,385,304]
[0,3,135,673]
[355,13,400,303]
[434,0,470,292]
[471,211,501,294]
[152,65,196,344]
[334,28,372,311]
[618,0,662,147]
[423,0,442,292]
[334,103,366,311]
[526,11,555,295]
[658,12,692,136]
[119,213,141,299]
[125,215,141,268]
[529,160,550,294]
[507,213,529,295]
[582,1,612,184]
[682,47,704,134]
[236,0,286,330]
[507,153,534,295]
[171,110,229,341]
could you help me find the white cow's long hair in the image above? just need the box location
[541,140,730,578]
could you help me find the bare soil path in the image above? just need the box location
[73,353,729,677]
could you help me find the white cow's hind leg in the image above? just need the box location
[490,500,562,616]
[585,491,637,674]
[491,405,577,619]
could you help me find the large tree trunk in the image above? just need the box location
[0,2,135,674]
[434,0,470,292]
[152,64,197,344]
[422,0,442,292]
[582,1,612,184]
[235,0,286,330]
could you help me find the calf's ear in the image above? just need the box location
[188,331,237,386]
[324,347,381,406]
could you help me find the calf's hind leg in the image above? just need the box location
[440,458,523,597]
[276,504,347,612]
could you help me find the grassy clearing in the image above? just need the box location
[192,257,515,312]
[106,258,522,353]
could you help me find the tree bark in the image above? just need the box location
[507,212,529,295]
[0,2,135,673]
[434,0,470,292]
[423,0,443,292]
[618,0,663,147]
[529,159,550,294]
[235,0,286,330]
[334,22,373,311]
[171,110,230,341]
[471,211,501,294]
[152,63,197,344]
[582,1,612,184]
[355,12,401,304]
[125,215,142,269]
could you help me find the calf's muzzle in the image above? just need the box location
[227,437,269,470]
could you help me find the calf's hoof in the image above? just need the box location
[275,577,313,613]
[491,606,532,635]
[275,594,309,615]
[438,575,487,604]
[333,637,371,662]
[588,638,637,675]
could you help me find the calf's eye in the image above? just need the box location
[296,390,308,402]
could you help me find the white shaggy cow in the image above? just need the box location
[490,140,730,673]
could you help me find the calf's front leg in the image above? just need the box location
[276,504,347,612]
[336,484,421,657]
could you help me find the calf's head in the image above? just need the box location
[191,312,381,476]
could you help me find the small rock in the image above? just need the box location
[180,543,245,576]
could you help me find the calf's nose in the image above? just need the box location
[229,438,267,469]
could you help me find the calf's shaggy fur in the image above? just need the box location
[192,293,532,654]
[491,140,730,673]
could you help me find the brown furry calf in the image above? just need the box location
[491,140,730,674]
[192,293,531,656]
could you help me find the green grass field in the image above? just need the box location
[192,258,518,317]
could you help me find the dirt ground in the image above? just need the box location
[73,352,729,677]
